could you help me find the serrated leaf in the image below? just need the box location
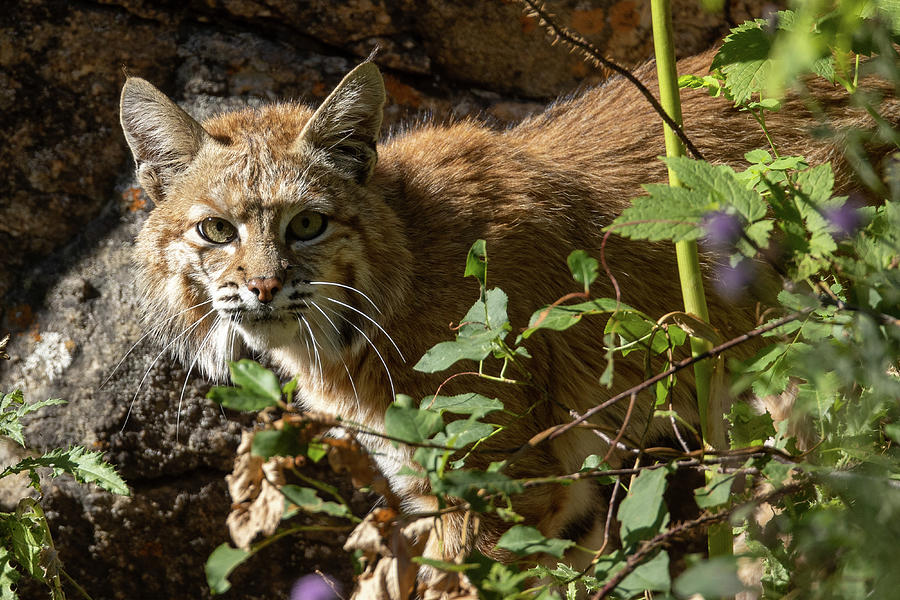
[610,184,707,242]
[205,543,251,594]
[496,525,575,558]
[483,288,510,332]
[65,447,130,495]
[281,485,350,518]
[726,401,776,448]
[444,418,495,449]
[665,156,767,223]
[567,250,598,292]
[617,467,670,549]
[712,17,776,104]
[4,447,129,495]
[384,401,443,444]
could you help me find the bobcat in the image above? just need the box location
[119,50,893,570]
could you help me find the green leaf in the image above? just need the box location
[216,360,282,410]
[205,543,251,595]
[617,467,670,549]
[523,298,625,338]
[444,418,495,449]
[695,468,737,509]
[427,394,504,419]
[610,184,707,242]
[412,556,479,572]
[229,360,281,399]
[744,148,772,164]
[712,17,776,104]
[434,469,522,501]
[281,485,350,518]
[0,393,66,447]
[251,426,304,458]
[673,556,748,598]
[3,447,129,495]
[567,250,599,292]
[464,239,487,288]
[726,401,776,448]
[496,525,575,558]
[412,333,494,373]
[613,549,671,597]
[483,288,510,333]
[0,547,20,600]
[384,399,443,443]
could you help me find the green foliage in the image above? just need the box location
[205,543,250,594]
[207,359,287,410]
[0,390,129,599]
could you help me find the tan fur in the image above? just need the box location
[120,51,896,566]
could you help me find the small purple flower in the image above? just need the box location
[824,200,863,238]
[291,574,340,600]
[703,211,744,248]
[714,259,755,300]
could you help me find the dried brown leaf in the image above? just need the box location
[225,430,288,549]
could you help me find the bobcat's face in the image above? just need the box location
[123,63,399,382]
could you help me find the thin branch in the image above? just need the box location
[518,0,706,161]
[591,480,810,599]
[544,307,816,444]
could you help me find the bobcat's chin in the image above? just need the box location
[233,313,301,351]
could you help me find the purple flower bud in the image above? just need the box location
[714,259,755,300]
[291,574,340,600]
[824,200,863,238]
[703,211,744,248]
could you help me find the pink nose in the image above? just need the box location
[247,277,282,303]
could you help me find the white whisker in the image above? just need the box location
[176,315,221,443]
[322,305,395,403]
[324,296,405,362]
[307,301,361,410]
[120,307,216,432]
[306,281,383,315]
[102,299,213,389]
[299,315,325,389]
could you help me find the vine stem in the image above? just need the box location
[517,0,705,161]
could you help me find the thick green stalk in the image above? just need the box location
[649,0,733,564]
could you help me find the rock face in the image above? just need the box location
[0,1,772,598]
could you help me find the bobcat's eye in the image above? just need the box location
[288,211,328,242]
[197,217,237,244]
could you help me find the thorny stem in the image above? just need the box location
[517,0,706,161]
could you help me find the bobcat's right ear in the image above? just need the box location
[119,77,211,203]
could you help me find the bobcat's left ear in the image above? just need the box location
[294,61,385,183]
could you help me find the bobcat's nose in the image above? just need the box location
[247,277,282,304]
